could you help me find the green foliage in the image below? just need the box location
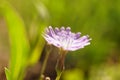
[62,69,84,80]
[0,0,120,80]
[0,0,47,79]
[1,1,30,80]
[5,68,11,80]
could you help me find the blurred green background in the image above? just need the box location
[0,0,120,80]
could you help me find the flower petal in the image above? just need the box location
[43,26,91,51]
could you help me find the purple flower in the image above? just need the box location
[43,26,91,51]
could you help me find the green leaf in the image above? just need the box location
[28,22,45,65]
[1,1,30,80]
[5,68,11,80]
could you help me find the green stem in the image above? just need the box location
[55,49,67,80]
[39,45,51,80]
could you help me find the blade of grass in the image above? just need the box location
[28,20,45,65]
[1,1,30,80]
[28,0,49,65]
[5,68,11,80]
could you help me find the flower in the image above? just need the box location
[43,26,91,51]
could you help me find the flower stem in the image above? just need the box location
[55,49,67,80]
[39,45,52,80]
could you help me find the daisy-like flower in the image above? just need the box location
[43,26,91,51]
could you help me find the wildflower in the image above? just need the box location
[42,26,91,80]
[43,26,91,51]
